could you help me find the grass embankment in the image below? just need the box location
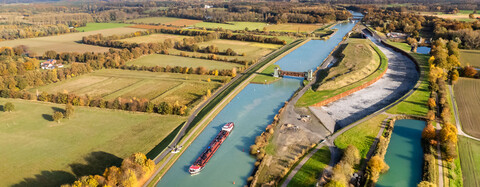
[458,137,480,187]
[128,54,241,70]
[146,39,305,186]
[76,23,132,32]
[459,49,480,68]
[385,41,430,116]
[334,114,388,164]
[0,98,185,187]
[296,39,388,107]
[251,65,281,84]
[287,147,331,187]
[31,69,225,106]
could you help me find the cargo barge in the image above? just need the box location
[188,122,234,175]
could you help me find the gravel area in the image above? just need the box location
[310,37,418,130]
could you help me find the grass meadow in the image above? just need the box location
[127,17,202,26]
[453,78,480,138]
[334,114,387,161]
[386,42,430,116]
[287,146,331,187]
[128,54,241,70]
[75,23,132,32]
[31,69,225,106]
[0,27,144,54]
[251,64,280,84]
[421,10,477,22]
[0,98,186,186]
[459,49,480,68]
[458,136,480,187]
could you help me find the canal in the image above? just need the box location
[377,119,425,187]
[157,12,363,187]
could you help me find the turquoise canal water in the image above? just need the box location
[377,119,425,187]
[157,14,361,187]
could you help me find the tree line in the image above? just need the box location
[0,24,76,41]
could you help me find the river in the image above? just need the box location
[157,12,362,187]
[377,119,425,187]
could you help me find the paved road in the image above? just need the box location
[448,85,480,141]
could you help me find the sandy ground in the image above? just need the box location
[311,35,418,130]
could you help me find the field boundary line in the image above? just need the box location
[150,82,186,102]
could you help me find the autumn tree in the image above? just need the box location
[366,156,389,183]
[342,145,360,167]
[426,110,436,121]
[463,66,478,77]
[469,13,475,19]
[3,102,14,112]
[53,111,63,123]
[422,123,436,141]
[418,181,436,187]
[65,103,74,119]
[427,98,436,109]
[439,123,457,144]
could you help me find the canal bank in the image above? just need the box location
[154,20,359,187]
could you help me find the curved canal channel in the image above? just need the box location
[157,13,362,187]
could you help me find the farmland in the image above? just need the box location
[0,27,144,54]
[75,22,132,32]
[265,23,323,33]
[128,54,241,70]
[127,17,202,26]
[194,21,267,30]
[118,33,192,43]
[459,49,480,68]
[453,78,480,138]
[420,10,477,22]
[31,69,226,106]
[458,137,480,187]
[0,98,186,186]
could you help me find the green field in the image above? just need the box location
[127,17,181,24]
[459,49,480,68]
[386,42,430,116]
[297,40,387,107]
[0,98,186,186]
[334,114,387,161]
[251,64,280,84]
[0,27,143,55]
[128,54,241,70]
[194,21,267,30]
[31,69,224,106]
[118,33,192,43]
[287,146,330,187]
[75,23,132,32]
[458,137,480,187]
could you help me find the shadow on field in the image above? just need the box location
[12,170,76,187]
[69,151,122,177]
[41,107,67,121]
[12,152,121,186]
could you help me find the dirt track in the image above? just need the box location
[311,36,418,130]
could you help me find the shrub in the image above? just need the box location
[65,103,74,119]
[53,111,63,123]
[3,102,14,112]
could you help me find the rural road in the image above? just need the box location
[282,27,423,186]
